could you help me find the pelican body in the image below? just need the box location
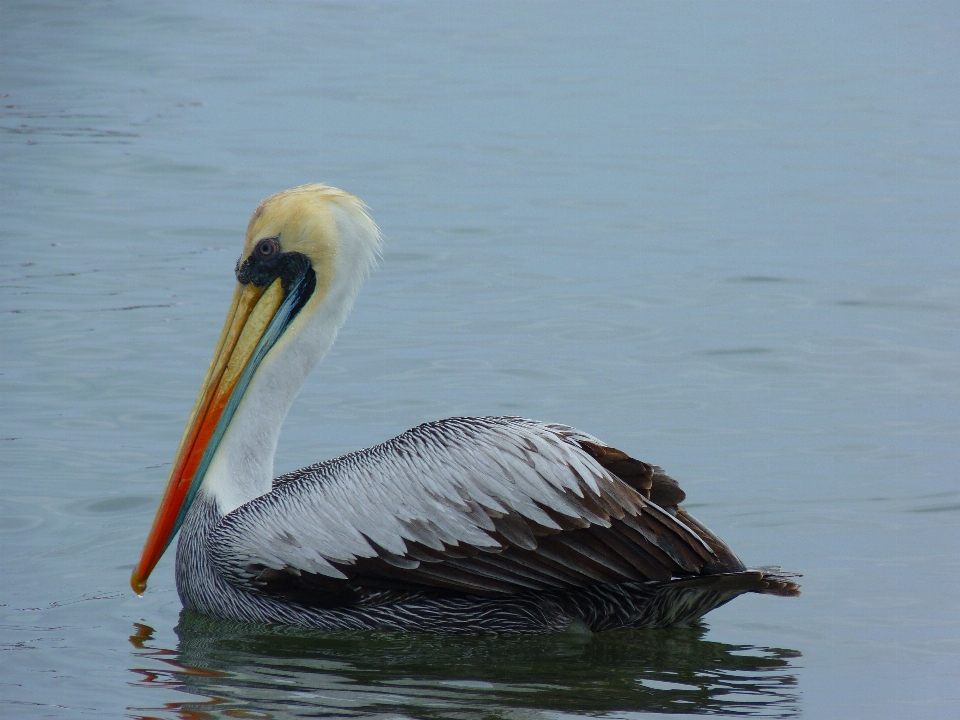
[133,185,799,633]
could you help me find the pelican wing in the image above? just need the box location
[208,417,742,607]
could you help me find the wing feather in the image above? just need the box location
[209,417,741,606]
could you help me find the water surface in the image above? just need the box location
[2,2,958,718]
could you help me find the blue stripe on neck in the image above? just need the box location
[165,269,314,550]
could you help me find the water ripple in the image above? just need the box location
[124,615,802,719]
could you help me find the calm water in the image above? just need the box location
[2,2,958,718]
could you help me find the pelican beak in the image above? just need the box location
[132,278,288,593]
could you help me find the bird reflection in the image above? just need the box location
[128,613,801,719]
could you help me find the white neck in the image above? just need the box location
[198,201,380,516]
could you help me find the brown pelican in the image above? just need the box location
[132,184,799,633]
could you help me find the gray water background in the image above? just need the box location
[2,2,958,718]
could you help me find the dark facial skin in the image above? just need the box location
[235,237,314,293]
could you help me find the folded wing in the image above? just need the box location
[208,417,745,608]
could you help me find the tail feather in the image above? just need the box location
[667,567,801,598]
[563,568,800,630]
[639,568,801,628]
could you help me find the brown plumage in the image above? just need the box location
[230,425,800,621]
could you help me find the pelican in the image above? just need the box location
[132,184,799,633]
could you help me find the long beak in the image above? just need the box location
[131,279,284,594]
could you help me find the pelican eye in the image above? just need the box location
[254,237,280,260]
[235,241,314,294]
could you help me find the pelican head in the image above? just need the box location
[132,185,381,593]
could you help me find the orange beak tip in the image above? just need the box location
[131,570,147,595]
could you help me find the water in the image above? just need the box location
[2,2,958,718]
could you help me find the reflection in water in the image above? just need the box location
[128,613,800,719]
